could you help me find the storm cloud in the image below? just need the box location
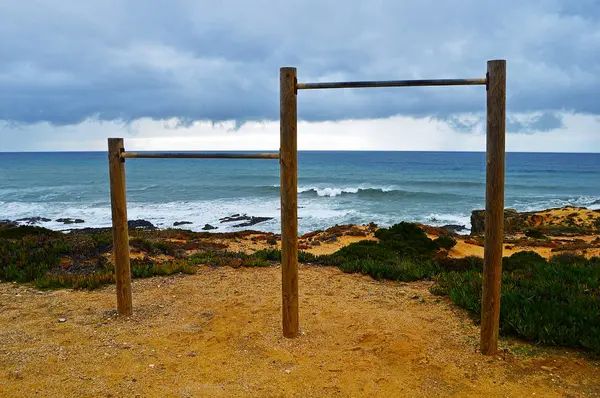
[1,0,599,126]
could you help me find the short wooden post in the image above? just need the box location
[280,67,299,337]
[108,138,133,316]
[480,60,506,355]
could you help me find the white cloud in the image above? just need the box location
[2,112,597,152]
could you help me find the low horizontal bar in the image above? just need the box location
[121,152,280,160]
[296,78,487,90]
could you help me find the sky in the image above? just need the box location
[0,0,599,152]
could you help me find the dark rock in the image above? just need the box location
[173,221,193,227]
[127,219,156,230]
[56,218,85,224]
[471,209,518,235]
[219,214,251,223]
[0,219,17,227]
[233,217,273,228]
[219,214,273,228]
[441,224,467,233]
[68,227,112,235]
[15,217,51,224]
[202,224,218,231]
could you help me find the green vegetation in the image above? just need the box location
[130,259,195,277]
[525,229,547,239]
[432,251,600,354]
[0,226,203,290]
[129,237,180,256]
[0,235,72,282]
[1,222,598,355]
[316,222,451,281]
[434,235,458,250]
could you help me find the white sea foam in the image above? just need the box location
[1,197,352,235]
[421,213,473,235]
[298,185,399,197]
[511,196,600,213]
[2,194,598,235]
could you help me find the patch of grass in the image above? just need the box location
[0,225,61,239]
[435,255,483,272]
[549,253,587,265]
[339,257,440,282]
[315,223,444,281]
[187,250,272,268]
[0,236,72,282]
[131,259,195,278]
[129,237,178,256]
[432,252,600,354]
[35,271,115,290]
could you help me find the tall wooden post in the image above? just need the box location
[481,60,506,355]
[108,138,133,316]
[280,67,299,337]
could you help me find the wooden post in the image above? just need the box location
[280,67,299,337]
[108,138,133,316]
[480,60,506,355]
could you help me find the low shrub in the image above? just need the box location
[525,229,546,239]
[435,255,483,272]
[434,235,457,250]
[374,222,439,258]
[0,225,61,239]
[131,259,195,277]
[549,253,588,265]
[0,237,72,282]
[502,251,546,271]
[432,252,600,354]
[35,272,115,290]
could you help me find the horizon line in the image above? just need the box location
[1,149,600,155]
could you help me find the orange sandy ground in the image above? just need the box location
[1,265,599,397]
[217,228,600,259]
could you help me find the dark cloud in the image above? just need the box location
[507,112,564,134]
[0,0,599,126]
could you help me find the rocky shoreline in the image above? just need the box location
[2,206,599,238]
[0,213,276,234]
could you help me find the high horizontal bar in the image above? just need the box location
[296,78,487,90]
[121,152,280,160]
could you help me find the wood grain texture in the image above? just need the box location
[481,60,506,355]
[108,138,133,316]
[280,68,299,337]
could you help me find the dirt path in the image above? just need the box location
[1,265,598,397]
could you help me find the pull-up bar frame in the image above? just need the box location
[107,142,279,318]
[108,59,505,357]
[280,60,506,355]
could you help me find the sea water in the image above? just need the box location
[1,151,598,234]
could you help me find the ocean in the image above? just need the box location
[1,151,599,234]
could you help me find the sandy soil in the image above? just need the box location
[536,207,600,230]
[215,218,600,260]
[1,265,598,397]
[445,237,600,260]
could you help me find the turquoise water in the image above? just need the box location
[0,151,598,234]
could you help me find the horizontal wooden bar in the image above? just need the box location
[296,78,487,90]
[121,152,280,160]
